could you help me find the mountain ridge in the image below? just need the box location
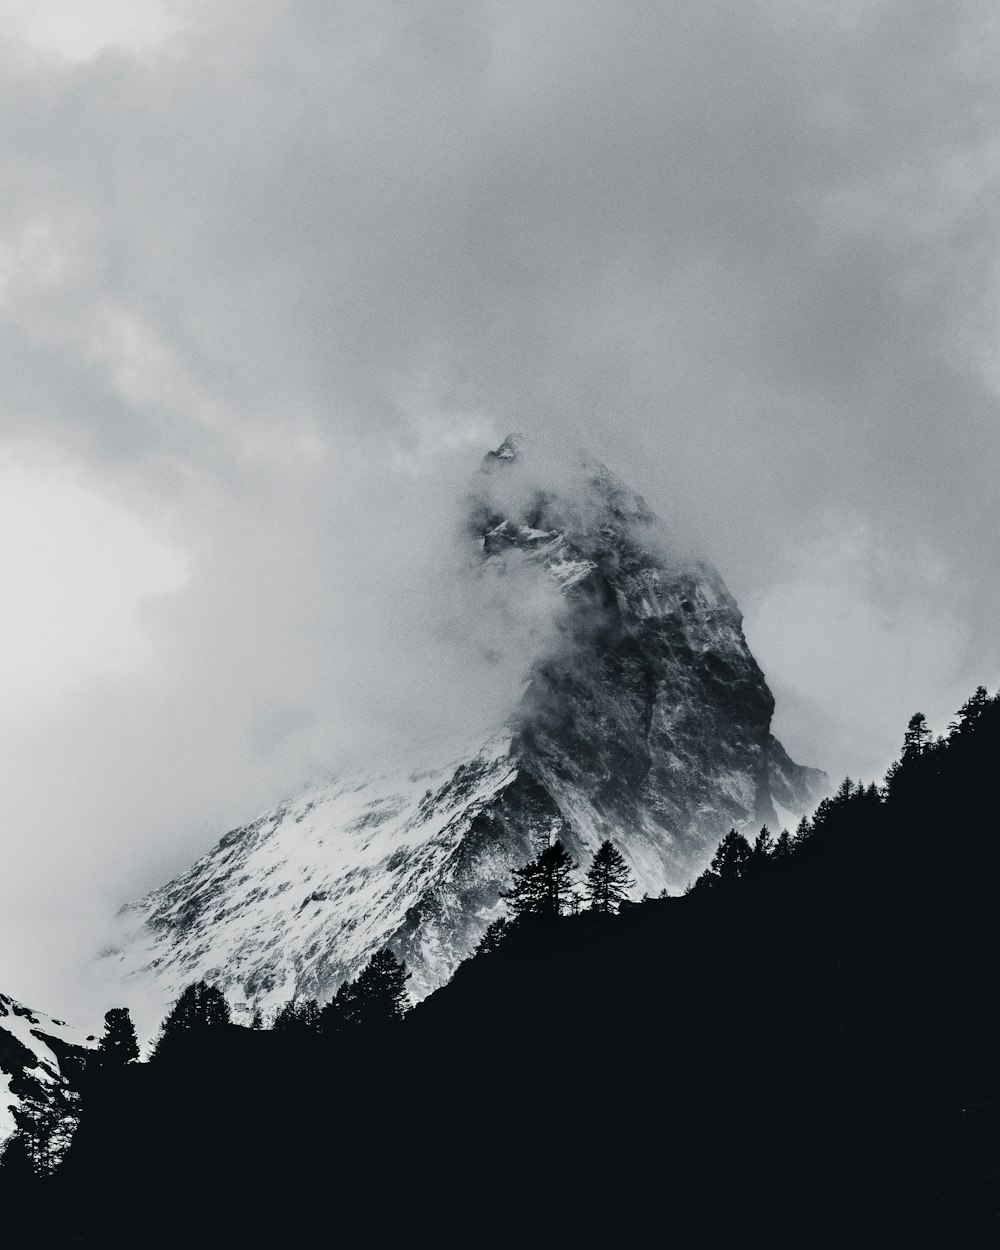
[102,435,825,1018]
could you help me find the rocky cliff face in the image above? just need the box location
[0,992,95,1153]
[104,436,825,1015]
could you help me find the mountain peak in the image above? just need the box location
[105,436,826,1018]
[475,432,659,564]
[484,432,528,463]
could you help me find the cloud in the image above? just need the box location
[743,511,976,785]
[0,1,998,1021]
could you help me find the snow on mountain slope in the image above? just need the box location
[111,734,527,1014]
[104,435,826,1017]
[0,993,95,1150]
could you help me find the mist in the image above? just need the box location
[1,0,998,1023]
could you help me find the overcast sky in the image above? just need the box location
[1,0,998,1023]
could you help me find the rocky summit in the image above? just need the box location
[104,435,825,1016]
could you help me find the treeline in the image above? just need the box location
[0,833,641,1184]
[687,685,998,893]
[143,836,634,1048]
[261,946,409,1037]
[0,833,637,1185]
[5,685,1000,1245]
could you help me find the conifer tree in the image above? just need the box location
[713,829,752,882]
[274,999,321,1034]
[503,855,546,917]
[585,840,635,913]
[151,981,231,1058]
[352,949,410,1028]
[950,686,989,736]
[96,1007,140,1067]
[7,1092,79,1177]
[748,826,774,873]
[273,1001,299,1032]
[902,713,931,759]
[336,977,361,1027]
[320,953,408,1035]
[692,829,752,890]
[772,828,793,859]
[476,917,511,956]
[502,839,578,918]
[320,977,360,1035]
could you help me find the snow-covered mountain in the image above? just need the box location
[0,992,95,1152]
[104,435,825,1016]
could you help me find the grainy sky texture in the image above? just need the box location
[1,1,999,1021]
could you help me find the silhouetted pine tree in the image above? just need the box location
[585,840,635,913]
[902,712,932,758]
[747,826,774,874]
[273,1001,295,1031]
[950,685,989,736]
[352,949,410,1028]
[861,781,882,813]
[773,829,793,858]
[273,999,320,1034]
[271,1000,295,1030]
[475,917,511,956]
[502,840,578,917]
[692,829,752,890]
[320,978,360,1035]
[8,1092,78,1177]
[319,953,408,1034]
[151,981,231,1058]
[95,1008,139,1067]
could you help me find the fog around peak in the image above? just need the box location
[0,1,998,1022]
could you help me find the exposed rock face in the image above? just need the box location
[105,435,825,1014]
[0,992,95,1152]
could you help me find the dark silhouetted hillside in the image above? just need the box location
[7,689,1000,1246]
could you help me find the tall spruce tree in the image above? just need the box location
[8,1091,78,1178]
[772,828,793,859]
[950,686,989,736]
[352,949,410,1028]
[273,999,321,1034]
[692,829,752,890]
[748,826,775,873]
[272,1001,299,1032]
[585,840,635,913]
[902,713,931,759]
[151,980,231,1058]
[713,828,752,882]
[96,1007,140,1067]
[503,839,578,918]
[320,977,360,1035]
[321,952,408,1035]
[475,916,511,956]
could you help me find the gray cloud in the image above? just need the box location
[1,0,998,1021]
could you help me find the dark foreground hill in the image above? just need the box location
[7,690,1000,1247]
